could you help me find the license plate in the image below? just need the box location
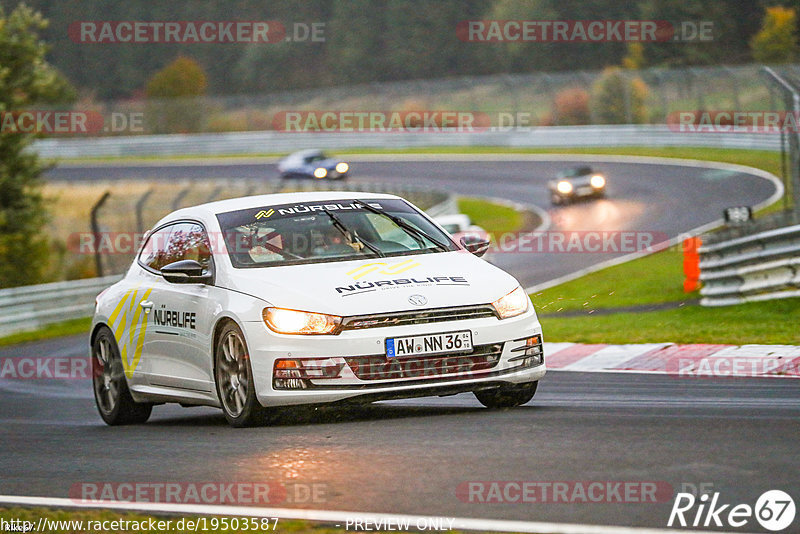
[386,330,473,358]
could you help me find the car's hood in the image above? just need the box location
[221,251,520,316]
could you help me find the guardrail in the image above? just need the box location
[0,195,458,337]
[698,224,800,306]
[32,125,782,159]
[0,275,122,338]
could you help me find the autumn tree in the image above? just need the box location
[0,3,75,287]
[145,56,208,133]
[751,6,799,64]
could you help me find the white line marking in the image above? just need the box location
[564,344,671,372]
[0,495,738,534]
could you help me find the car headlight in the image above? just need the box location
[263,308,342,335]
[335,162,349,174]
[590,175,606,188]
[313,167,328,179]
[491,286,530,319]
[556,180,573,194]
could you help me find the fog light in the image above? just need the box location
[273,357,346,389]
[509,334,544,367]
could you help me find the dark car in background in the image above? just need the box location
[277,149,350,180]
[548,165,607,205]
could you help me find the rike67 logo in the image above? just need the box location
[668,490,795,531]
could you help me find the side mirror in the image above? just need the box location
[161,260,212,284]
[460,235,490,258]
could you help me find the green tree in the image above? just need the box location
[0,3,74,288]
[590,67,649,124]
[145,56,208,133]
[751,6,799,63]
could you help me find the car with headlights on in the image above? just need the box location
[548,165,607,205]
[277,149,349,180]
[90,192,545,427]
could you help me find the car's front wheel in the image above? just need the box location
[214,322,267,427]
[474,381,538,408]
[92,326,153,425]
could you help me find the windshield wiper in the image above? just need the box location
[355,199,450,252]
[322,209,384,257]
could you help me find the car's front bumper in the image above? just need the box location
[242,308,545,407]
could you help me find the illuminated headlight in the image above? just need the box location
[335,162,349,174]
[491,286,530,319]
[313,167,328,179]
[556,180,573,194]
[263,308,342,335]
[590,175,606,188]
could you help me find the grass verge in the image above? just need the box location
[457,196,535,234]
[531,249,689,314]
[538,298,800,345]
[0,318,90,348]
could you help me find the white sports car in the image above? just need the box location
[91,192,546,427]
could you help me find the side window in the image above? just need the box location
[139,222,212,273]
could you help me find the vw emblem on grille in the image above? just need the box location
[408,294,427,306]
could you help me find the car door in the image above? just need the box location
[137,221,217,394]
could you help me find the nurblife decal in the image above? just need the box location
[107,286,152,378]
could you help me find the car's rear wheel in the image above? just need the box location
[474,381,538,408]
[92,326,152,425]
[214,322,266,427]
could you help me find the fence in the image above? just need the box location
[26,64,786,138]
[33,124,784,159]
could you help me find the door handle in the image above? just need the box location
[140,300,154,313]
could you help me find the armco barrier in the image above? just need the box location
[32,125,781,159]
[0,275,122,337]
[698,223,800,306]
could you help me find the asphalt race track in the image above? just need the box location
[0,157,793,531]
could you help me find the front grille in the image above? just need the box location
[344,343,503,381]
[341,305,497,331]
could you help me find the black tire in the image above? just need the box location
[91,326,153,425]
[214,322,267,427]
[474,381,538,409]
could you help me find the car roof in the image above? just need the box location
[289,149,325,158]
[159,191,403,226]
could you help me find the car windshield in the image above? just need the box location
[561,166,593,178]
[216,198,458,268]
[305,154,327,163]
